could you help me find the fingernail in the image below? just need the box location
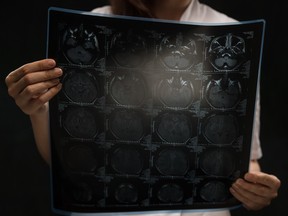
[47,59,56,66]
[55,68,63,76]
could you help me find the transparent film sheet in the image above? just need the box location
[47,7,265,214]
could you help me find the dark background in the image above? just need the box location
[0,0,287,215]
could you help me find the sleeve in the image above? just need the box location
[250,84,263,160]
[91,5,112,14]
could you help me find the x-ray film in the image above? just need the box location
[47,7,265,215]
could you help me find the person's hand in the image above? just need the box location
[5,59,63,116]
[230,171,281,210]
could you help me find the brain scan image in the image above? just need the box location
[111,147,143,175]
[110,73,146,106]
[114,183,138,203]
[155,148,189,176]
[199,148,236,177]
[202,114,239,144]
[64,145,98,172]
[156,112,193,143]
[208,33,246,71]
[109,109,144,141]
[62,24,100,65]
[71,182,94,203]
[63,107,98,139]
[199,181,229,202]
[157,183,184,203]
[63,69,98,104]
[157,76,194,108]
[110,30,148,68]
[159,32,197,70]
[205,76,241,109]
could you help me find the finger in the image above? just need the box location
[233,178,271,199]
[229,187,258,210]
[19,83,62,115]
[17,68,62,93]
[7,67,62,98]
[33,83,62,107]
[23,78,61,98]
[244,172,281,190]
[230,183,269,210]
[5,59,56,85]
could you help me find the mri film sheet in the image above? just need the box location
[47,7,265,214]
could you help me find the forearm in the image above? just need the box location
[30,103,51,164]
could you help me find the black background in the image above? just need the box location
[0,1,287,216]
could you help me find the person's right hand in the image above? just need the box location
[5,58,63,116]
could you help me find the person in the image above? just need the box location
[5,0,281,216]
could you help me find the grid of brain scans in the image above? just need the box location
[47,7,265,214]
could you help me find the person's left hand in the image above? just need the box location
[230,171,281,210]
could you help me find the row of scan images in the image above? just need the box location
[61,143,240,178]
[60,175,233,206]
[58,23,249,72]
[59,106,243,145]
[59,67,247,111]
